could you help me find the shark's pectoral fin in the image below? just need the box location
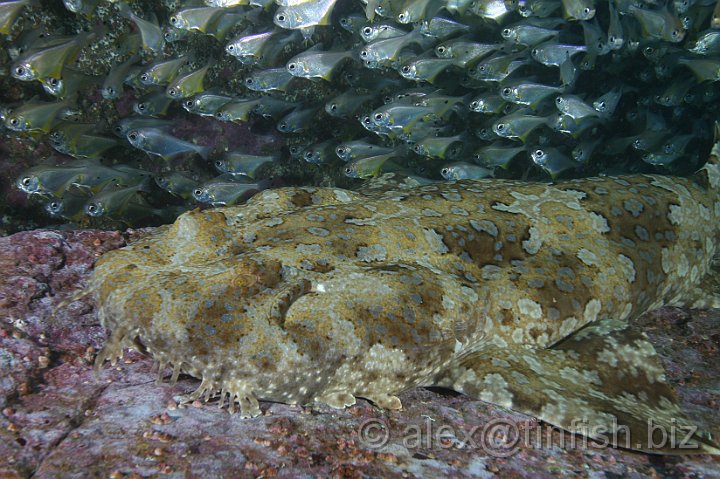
[679,267,720,309]
[436,320,719,455]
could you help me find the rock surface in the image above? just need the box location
[0,228,718,478]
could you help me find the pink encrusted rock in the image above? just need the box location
[0,228,718,478]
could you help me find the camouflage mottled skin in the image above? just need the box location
[91,157,720,454]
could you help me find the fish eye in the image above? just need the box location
[168,88,177,96]
[374,113,383,121]
[128,132,137,141]
[470,100,480,109]
[304,151,313,160]
[140,73,149,82]
[340,18,349,26]
[362,27,372,35]
[398,13,407,21]
[401,65,411,73]
[441,168,450,176]
[107,86,116,96]
[496,123,506,131]
[227,44,235,51]
[336,147,346,155]
[502,28,511,37]
[344,167,352,174]
[362,116,370,125]
[137,102,146,111]
[184,99,193,108]
[246,78,254,84]
[14,67,24,76]
[329,103,337,111]
[671,29,680,38]
[436,46,446,54]
[597,101,606,110]
[87,204,97,213]
[22,177,30,186]
[609,35,616,43]
[478,65,487,72]
[502,87,511,96]
[51,201,60,209]
[360,50,369,58]
[583,7,591,14]
[193,189,203,197]
[531,49,539,57]
[555,96,563,104]
[10,118,18,126]
[276,13,286,22]
[170,16,178,25]
[215,160,223,167]
[278,122,287,129]
[288,63,296,70]
[49,78,59,87]
[534,149,544,157]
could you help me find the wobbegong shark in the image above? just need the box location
[90,134,720,455]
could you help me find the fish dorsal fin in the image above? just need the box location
[435,319,720,454]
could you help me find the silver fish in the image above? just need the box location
[126,128,212,160]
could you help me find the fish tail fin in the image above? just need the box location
[434,319,720,455]
[197,145,213,160]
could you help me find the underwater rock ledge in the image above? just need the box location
[0,227,718,478]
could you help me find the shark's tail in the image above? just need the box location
[694,121,720,193]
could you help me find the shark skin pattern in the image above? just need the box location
[90,148,720,455]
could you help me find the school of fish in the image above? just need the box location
[1,0,720,225]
